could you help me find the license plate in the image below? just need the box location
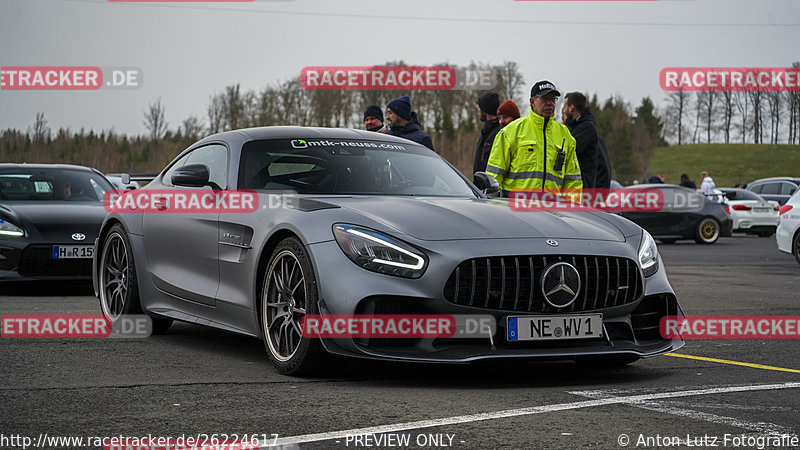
[753,207,770,213]
[507,314,603,341]
[52,245,94,259]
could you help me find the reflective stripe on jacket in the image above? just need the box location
[486,111,582,196]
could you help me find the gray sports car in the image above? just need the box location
[93,127,684,375]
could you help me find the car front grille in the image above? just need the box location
[18,245,92,277]
[443,255,643,313]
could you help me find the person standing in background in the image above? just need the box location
[473,92,502,175]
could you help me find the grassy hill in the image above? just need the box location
[648,143,800,187]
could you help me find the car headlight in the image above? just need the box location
[333,224,428,278]
[638,229,659,277]
[0,219,25,237]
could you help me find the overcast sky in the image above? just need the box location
[1,0,798,136]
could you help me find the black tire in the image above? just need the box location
[260,237,331,376]
[694,217,720,244]
[98,224,172,334]
[793,231,800,266]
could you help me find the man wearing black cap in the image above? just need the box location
[385,96,434,151]
[473,92,502,175]
[487,80,582,198]
[563,92,601,189]
[363,105,386,133]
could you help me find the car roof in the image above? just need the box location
[198,126,421,147]
[624,183,695,190]
[748,177,800,184]
[0,163,99,172]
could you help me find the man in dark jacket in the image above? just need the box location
[385,96,434,151]
[473,92,501,175]
[680,173,697,189]
[595,137,612,189]
[563,92,599,189]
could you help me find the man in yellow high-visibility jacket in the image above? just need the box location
[486,80,582,200]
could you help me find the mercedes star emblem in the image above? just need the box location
[541,262,581,308]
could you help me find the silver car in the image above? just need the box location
[93,127,684,375]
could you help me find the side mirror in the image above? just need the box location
[120,173,131,185]
[172,164,210,187]
[473,172,500,198]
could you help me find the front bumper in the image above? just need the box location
[306,237,684,363]
[0,242,93,282]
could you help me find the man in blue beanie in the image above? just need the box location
[385,96,434,151]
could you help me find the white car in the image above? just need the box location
[719,188,780,237]
[776,189,800,265]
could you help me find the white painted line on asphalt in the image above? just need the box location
[264,382,800,446]
[572,390,796,436]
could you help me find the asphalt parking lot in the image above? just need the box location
[1,235,798,449]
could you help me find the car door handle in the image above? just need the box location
[154,198,168,211]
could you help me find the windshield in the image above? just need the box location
[0,167,116,203]
[239,138,477,197]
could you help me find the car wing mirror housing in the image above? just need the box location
[473,171,500,197]
[171,164,211,188]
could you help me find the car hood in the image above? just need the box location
[306,196,628,242]
[0,202,108,240]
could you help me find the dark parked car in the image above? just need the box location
[746,177,800,205]
[0,164,116,283]
[619,184,733,244]
[93,126,684,375]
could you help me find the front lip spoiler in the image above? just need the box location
[319,339,685,364]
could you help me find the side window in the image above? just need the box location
[162,152,193,186]
[162,144,229,188]
[761,182,781,195]
[781,182,797,196]
[748,184,763,194]
[185,144,228,188]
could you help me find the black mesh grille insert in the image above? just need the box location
[443,255,642,313]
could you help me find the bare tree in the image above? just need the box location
[720,91,735,143]
[766,91,781,144]
[749,91,764,144]
[181,115,205,141]
[207,93,224,134]
[223,84,246,130]
[143,98,168,140]
[665,90,690,145]
[31,112,50,143]
[697,91,717,143]
[494,61,525,106]
[734,91,749,143]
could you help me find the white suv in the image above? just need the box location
[776,189,800,265]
